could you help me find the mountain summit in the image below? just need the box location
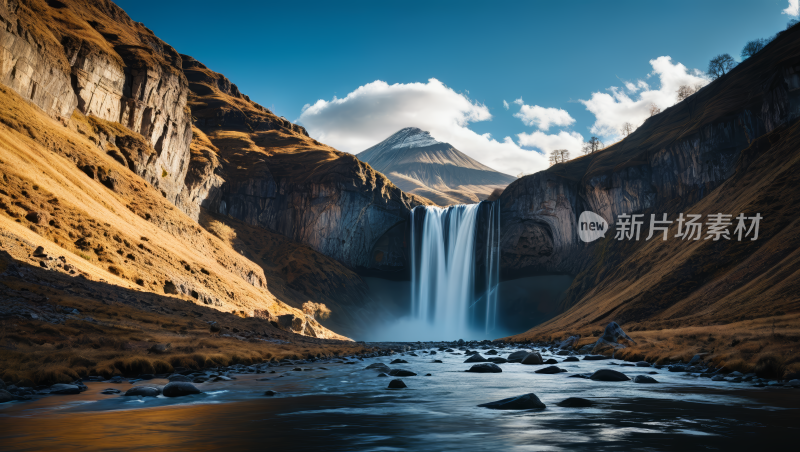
[357,128,516,205]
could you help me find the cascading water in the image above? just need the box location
[409,201,500,340]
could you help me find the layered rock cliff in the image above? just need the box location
[0,0,192,207]
[501,23,800,335]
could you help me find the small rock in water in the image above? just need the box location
[785,379,800,387]
[563,356,580,362]
[466,363,502,373]
[388,369,417,377]
[557,397,594,407]
[486,350,498,355]
[478,393,545,410]
[520,353,544,365]
[635,361,651,367]
[425,373,432,376]
[366,363,390,371]
[124,386,161,397]
[534,366,563,374]
[488,357,508,364]
[432,359,443,363]
[633,375,659,384]
[264,390,277,396]
[388,379,407,389]
[49,384,81,395]
[583,355,610,361]
[390,359,408,364]
[711,375,726,382]
[506,350,531,363]
[377,373,388,377]
[464,354,488,363]
[100,388,121,395]
[168,374,192,382]
[162,382,201,397]
[590,369,630,382]
[544,359,559,365]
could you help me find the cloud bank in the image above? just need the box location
[784,0,799,17]
[579,56,710,140]
[298,78,548,176]
[512,100,575,131]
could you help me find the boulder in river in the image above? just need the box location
[507,350,531,362]
[264,390,277,396]
[583,355,610,361]
[366,363,391,371]
[124,386,161,397]
[162,382,201,397]
[478,393,545,410]
[633,375,659,384]
[521,353,544,365]
[592,322,636,352]
[534,366,563,374]
[557,397,594,407]
[388,379,407,389]
[590,369,631,382]
[49,384,81,395]
[388,369,417,377]
[466,363,502,373]
[464,353,488,363]
[544,358,559,365]
[390,359,408,364]
[557,334,581,350]
[377,373,388,377]
[488,357,508,364]
[432,360,443,363]
[635,361,651,367]
[563,356,580,362]
[168,374,192,382]
[0,389,16,403]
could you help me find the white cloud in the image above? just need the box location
[517,130,585,155]
[579,56,709,140]
[513,103,575,131]
[503,100,509,110]
[784,0,799,16]
[513,98,524,105]
[298,78,548,176]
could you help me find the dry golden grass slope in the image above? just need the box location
[0,83,347,340]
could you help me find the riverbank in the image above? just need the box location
[2,341,799,451]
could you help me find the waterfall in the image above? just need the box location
[410,201,500,340]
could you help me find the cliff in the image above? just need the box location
[501,23,800,337]
[180,55,431,273]
[0,0,192,208]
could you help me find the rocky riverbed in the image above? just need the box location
[1,340,799,450]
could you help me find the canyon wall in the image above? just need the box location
[499,31,800,281]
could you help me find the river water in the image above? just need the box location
[1,345,797,451]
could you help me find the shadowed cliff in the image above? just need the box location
[501,23,800,343]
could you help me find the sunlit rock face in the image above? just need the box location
[0,0,192,209]
[499,57,800,280]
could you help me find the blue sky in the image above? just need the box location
[117,0,797,175]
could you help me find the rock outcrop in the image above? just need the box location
[502,23,800,339]
[0,0,192,209]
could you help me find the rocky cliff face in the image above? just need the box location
[500,24,800,334]
[180,55,429,272]
[0,0,192,208]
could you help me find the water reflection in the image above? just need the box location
[1,347,797,451]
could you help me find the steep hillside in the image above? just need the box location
[358,127,516,205]
[500,23,800,369]
[0,83,346,341]
[180,55,432,274]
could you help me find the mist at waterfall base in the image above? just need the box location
[360,203,573,342]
